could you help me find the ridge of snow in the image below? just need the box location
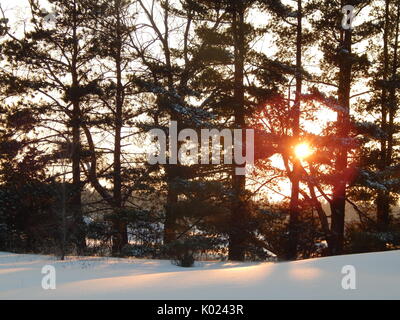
[0,250,399,300]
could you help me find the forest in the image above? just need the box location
[0,0,399,266]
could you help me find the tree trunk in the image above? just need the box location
[229,1,247,261]
[330,3,352,255]
[378,1,400,229]
[163,0,180,245]
[70,0,86,254]
[112,0,128,255]
[377,0,391,228]
[286,0,302,261]
[164,173,178,244]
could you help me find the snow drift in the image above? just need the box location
[0,250,399,299]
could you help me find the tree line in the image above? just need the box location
[0,0,399,264]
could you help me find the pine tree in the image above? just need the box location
[376,0,400,229]
[76,0,139,255]
[0,0,104,253]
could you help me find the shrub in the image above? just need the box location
[120,243,160,258]
[346,230,387,253]
[165,236,217,267]
[345,222,400,254]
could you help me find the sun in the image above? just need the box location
[294,143,313,160]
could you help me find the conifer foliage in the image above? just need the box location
[0,0,399,262]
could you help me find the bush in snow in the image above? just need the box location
[165,236,217,267]
[345,221,400,254]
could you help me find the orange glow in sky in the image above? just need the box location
[294,143,313,160]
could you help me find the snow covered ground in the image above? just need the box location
[0,250,399,299]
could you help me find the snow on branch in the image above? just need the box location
[302,87,347,113]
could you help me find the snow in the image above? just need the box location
[0,250,399,299]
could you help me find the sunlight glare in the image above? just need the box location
[294,143,313,160]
